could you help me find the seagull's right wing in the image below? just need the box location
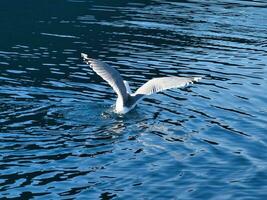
[81,53,128,103]
[133,76,201,99]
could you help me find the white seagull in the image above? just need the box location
[81,53,201,114]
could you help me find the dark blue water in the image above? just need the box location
[1,0,267,199]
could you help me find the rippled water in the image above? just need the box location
[1,0,267,199]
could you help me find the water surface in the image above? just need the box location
[1,0,267,199]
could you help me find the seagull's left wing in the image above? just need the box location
[133,76,201,99]
[81,53,128,103]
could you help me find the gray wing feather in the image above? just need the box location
[134,76,201,97]
[81,53,128,102]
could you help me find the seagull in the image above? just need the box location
[81,53,201,114]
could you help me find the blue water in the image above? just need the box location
[1,0,267,199]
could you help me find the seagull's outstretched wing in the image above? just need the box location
[133,76,201,99]
[81,53,128,103]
